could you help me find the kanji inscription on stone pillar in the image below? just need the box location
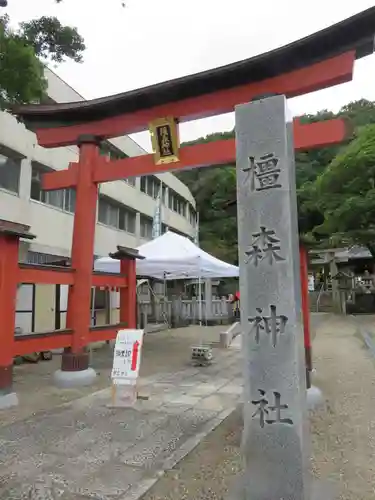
[235,95,311,500]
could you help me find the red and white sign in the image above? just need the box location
[111,329,144,385]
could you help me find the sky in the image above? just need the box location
[4,0,375,151]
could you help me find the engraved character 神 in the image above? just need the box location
[247,307,265,344]
[248,305,288,347]
[263,305,288,347]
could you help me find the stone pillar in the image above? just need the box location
[204,279,213,324]
[329,251,340,313]
[235,95,311,500]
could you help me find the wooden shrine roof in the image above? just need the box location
[109,246,145,260]
[13,7,375,129]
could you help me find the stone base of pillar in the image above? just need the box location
[307,385,324,411]
[0,392,19,409]
[53,351,96,388]
[53,368,96,388]
[227,472,334,500]
[0,365,18,409]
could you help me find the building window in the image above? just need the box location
[188,205,196,226]
[0,152,21,194]
[98,196,136,233]
[125,177,136,187]
[162,184,167,203]
[99,142,135,186]
[30,162,76,213]
[140,175,162,199]
[168,188,186,216]
[26,251,67,265]
[140,215,153,240]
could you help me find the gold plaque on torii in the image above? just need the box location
[149,117,180,165]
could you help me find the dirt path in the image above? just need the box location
[141,315,375,500]
[310,315,375,500]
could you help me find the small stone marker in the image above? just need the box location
[235,95,311,499]
[111,329,144,407]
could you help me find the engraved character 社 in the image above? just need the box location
[251,389,269,428]
[248,305,288,347]
[245,226,284,266]
[252,390,293,427]
[242,153,281,192]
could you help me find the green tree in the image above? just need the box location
[178,100,375,262]
[0,13,85,108]
[313,124,375,255]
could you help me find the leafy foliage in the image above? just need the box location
[20,16,85,63]
[314,123,375,255]
[0,16,46,108]
[177,99,375,263]
[0,11,85,109]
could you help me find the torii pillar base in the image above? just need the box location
[307,384,324,411]
[53,368,97,389]
[0,390,19,410]
[53,350,96,388]
[0,366,18,410]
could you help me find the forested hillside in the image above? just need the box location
[177,99,375,263]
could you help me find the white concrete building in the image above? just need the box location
[0,67,197,264]
[0,68,196,335]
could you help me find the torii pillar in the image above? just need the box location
[108,245,145,329]
[0,220,35,409]
[53,136,100,388]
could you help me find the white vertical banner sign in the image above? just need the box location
[152,182,163,239]
[111,329,145,407]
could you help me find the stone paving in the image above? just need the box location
[2,325,226,427]
[0,341,242,500]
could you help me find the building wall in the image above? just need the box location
[1,68,197,336]
[0,70,196,257]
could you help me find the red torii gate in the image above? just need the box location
[5,8,374,394]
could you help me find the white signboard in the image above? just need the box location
[111,329,144,385]
[308,275,315,292]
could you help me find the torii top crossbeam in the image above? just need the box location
[13,7,375,148]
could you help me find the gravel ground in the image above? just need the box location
[141,315,375,500]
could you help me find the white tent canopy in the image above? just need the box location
[94,231,239,280]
